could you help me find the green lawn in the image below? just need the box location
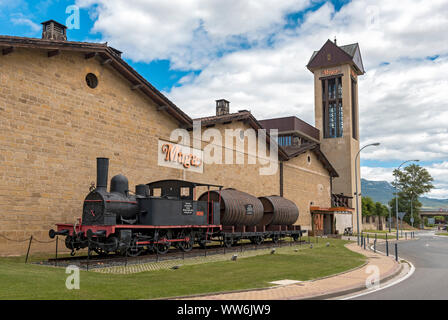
[436,233,448,236]
[0,238,365,300]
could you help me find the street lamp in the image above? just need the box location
[355,142,380,245]
[395,160,419,240]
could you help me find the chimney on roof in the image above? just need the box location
[41,20,67,41]
[216,99,230,116]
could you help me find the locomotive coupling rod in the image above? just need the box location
[49,229,69,239]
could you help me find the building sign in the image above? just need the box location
[158,140,203,173]
[321,68,340,76]
[182,201,194,215]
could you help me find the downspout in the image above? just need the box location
[279,161,284,197]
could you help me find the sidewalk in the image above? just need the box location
[183,242,401,300]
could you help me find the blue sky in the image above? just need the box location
[1,0,447,198]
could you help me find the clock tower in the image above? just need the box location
[307,39,365,233]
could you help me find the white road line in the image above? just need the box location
[340,245,416,300]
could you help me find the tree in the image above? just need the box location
[392,164,434,199]
[390,163,433,227]
[389,197,422,226]
[374,202,389,217]
[362,196,375,216]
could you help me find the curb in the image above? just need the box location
[168,260,369,300]
[166,241,409,301]
[303,263,403,300]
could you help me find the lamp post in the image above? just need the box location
[395,160,419,240]
[355,142,380,245]
[388,203,392,233]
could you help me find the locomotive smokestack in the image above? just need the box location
[96,157,109,192]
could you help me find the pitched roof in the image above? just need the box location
[194,111,289,160]
[0,35,192,126]
[307,39,365,75]
[283,143,339,177]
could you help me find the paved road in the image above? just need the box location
[353,230,448,300]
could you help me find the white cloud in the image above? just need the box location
[78,0,448,198]
[11,16,40,33]
[77,0,311,69]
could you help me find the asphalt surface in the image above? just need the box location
[352,230,448,300]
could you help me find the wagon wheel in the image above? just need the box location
[292,234,299,242]
[156,243,170,254]
[272,235,279,244]
[255,236,264,245]
[126,246,144,257]
[224,237,233,248]
[199,240,207,249]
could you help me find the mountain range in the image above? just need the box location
[361,179,448,209]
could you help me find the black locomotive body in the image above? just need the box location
[50,157,305,256]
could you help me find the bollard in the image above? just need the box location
[367,234,369,244]
[374,240,376,253]
[386,239,389,256]
[395,243,398,262]
[363,237,366,250]
[361,235,363,247]
[386,233,388,242]
[406,232,407,240]
[375,233,377,242]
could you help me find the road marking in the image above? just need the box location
[340,246,416,300]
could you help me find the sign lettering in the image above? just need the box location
[321,69,340,76]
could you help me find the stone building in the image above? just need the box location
[0,21,363,255]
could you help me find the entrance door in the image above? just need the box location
[323,214,333,235]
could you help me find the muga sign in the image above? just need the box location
[158,140,203,173]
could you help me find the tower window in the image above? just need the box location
[351,78,358,140]
[322,76,343,138]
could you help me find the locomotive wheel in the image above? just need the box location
[156,243,170,254]
[179,237,193,252]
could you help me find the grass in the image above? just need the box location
[436,233,448,236]
[0,238,365,300]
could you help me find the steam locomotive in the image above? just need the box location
[49,158,305,256]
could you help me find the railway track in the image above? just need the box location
[43,238,310,270]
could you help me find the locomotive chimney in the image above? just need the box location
[96,157,109,192]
